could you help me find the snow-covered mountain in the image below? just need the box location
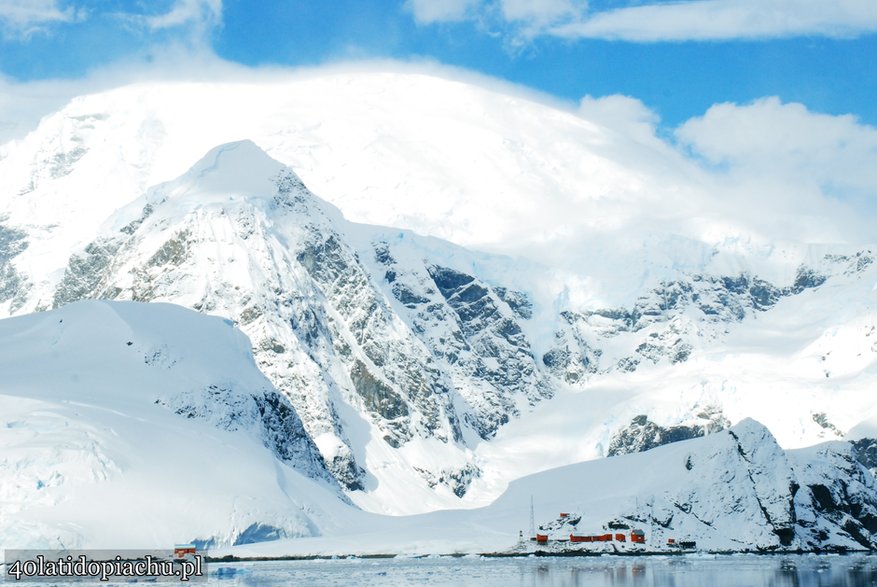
[4,139,559,511]
[1,70,876,523]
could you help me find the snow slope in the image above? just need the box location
[0,300,354,549]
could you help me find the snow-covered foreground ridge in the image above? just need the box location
[2,301,877,554]
[0,301,352,549]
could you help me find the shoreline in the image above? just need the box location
[206,547,875,564]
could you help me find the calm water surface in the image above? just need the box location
[206,554,877,586]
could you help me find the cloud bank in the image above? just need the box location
[0,0,222,41]
[0,0,81,37]
[407,0,877,42]
[1,62,874,312]
[554,0,877,41]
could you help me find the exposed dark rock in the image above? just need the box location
[253,391,338,487]
[812,412,844,438]
[607,411,730,457]
[391,283,430,307]
[155,383,338,489]
[350,359,409,423]
[791,267,827,293]
[429,266,475,296]
[328,453,366,492]
[119,203,155,235]
[148,230,191,268]
[53,237,122,308]
[851,438,877,471]
[494,286,533,320]
[0,219,30,310]
[415,462,482,498]
[825,251,874,276]
[545,266,833,382]
[373,242,395,265]
[49,145,88,179]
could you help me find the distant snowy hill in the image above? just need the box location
[488,418,877,553]
[0,71,876,521]
[220,418,877,556]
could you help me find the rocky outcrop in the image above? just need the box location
[607,409,730,457]
[542,264,844,380]
[0,218,30,313]
[532,420,877,552]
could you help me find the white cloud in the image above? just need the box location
[0,47,248,144]
[500,0,584,27]
[405,0,877,42]
[405,0,586,37]
[579,94,659,143]
[571,93,877,247]
[0,0,81,37]
[0,0,223,43]
[551,0,877,41]
[404,0,877,41]
[654,96,877,250]
[405,0,481,24]
[676,97,877,208]
[145,0,222,32]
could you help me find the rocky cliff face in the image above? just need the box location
[542,259,873,381]
[0,218,29,312]
[791,440,877,550]
[639,420,877,551]
[11,141,556,495]
[607,409,731,457]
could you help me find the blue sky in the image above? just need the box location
[1,0,876,130]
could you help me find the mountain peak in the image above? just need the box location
[178,139,291,199]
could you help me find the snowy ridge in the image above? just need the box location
[0,300,352,549]
[489,419,877,553]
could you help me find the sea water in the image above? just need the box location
[205,553,877,586]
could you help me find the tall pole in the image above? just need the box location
[529,495,536,538]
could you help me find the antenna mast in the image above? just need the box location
[529,495,536,538]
